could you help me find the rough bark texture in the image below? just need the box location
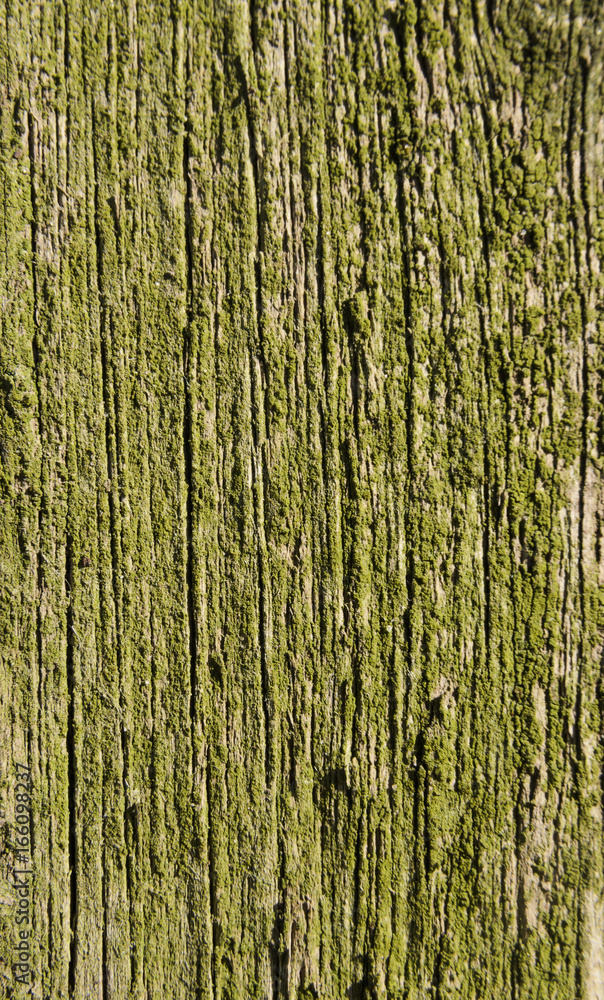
[1,0,604,997]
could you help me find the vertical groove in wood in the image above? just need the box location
[1,0,604,998]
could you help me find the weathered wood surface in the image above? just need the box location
[1,0,604,997]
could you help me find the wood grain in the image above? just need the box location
[1,0,604,997]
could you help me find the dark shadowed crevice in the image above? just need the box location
[182,23,198,731]
[91,98,118,1000]
[65,531,77,996]
[27,106,46,796]
[571,41,592,997]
